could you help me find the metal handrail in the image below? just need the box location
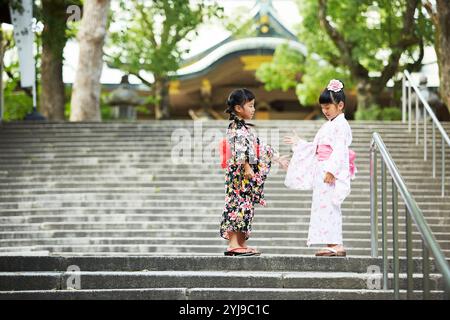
[370,132,450,300]
[402,70,449,197]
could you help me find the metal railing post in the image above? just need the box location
[402,76,406,123]
[403,70,450,198]
[371,132,450,300]
[382,160,388,291]
[408,83,412,132]
[422,240,430,300]
[424,107,427,161]
[416,94,419,145]
[443,138,446,197]
[392,179,399,299]
[432,122,436,178]
[370,145,378,258]
[406,206,414,299]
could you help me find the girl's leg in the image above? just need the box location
[226,232,258,254]
[228,232,241,249]
[237,232,247,248]
[237,232,260,253]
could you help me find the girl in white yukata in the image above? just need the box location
[283,79,356,257]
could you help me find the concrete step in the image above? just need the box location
[0,255,445,273]
[1,193,449,203]
[0,270,444,291]
[0,153,445,162]
[0,176,445,184]
[1,123,439,131]
[0,200,448,211]
[0,186,446,197]
[1,287,445,300]
[0,216,449,230]
[0,142,442,151]
[0,206,446,215]
[0,227,446,239]
[0,169,442,179]
[0,165,438,173]
[0,245,449,257]
[0,212,448,224]
[3,220,450,232]
[0,128,444,136]
[1,236,450,250]
[0,255,446,300]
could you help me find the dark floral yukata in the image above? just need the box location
[219,118,275,240]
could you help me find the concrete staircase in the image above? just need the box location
[0,120,449,299]
[0,255,445,299]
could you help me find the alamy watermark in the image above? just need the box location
[66,265,81,290]
[170,121,280,172]
[67,5,82,23]
[366,265,382,290]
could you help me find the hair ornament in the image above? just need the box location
[327,79,344,93]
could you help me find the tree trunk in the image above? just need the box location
[436,0,450,113]
[70,0,110,122]
[40,0,67,121]
[154,76,170,120]
[355,79,379,110]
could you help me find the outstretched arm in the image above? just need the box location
[283,129,302,147]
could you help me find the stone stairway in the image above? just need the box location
[0,255,445,299]
[0,121,449,256]
[0,120,449,299]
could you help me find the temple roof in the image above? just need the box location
[174,37,306,80]
[177,0,301,76]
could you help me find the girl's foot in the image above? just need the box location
[243,246,261,254]
[237,240,261,255]
[224,247,258,256]
[315,245,346,257]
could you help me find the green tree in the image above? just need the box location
[295,57,353,106]
[0,21,37,121]
[424,0,450,113]
[70,0,110,121]
[295,0,434,110]
[255,43,305,92]
[255,43,353,107]
[39,0,81,121]
[106,0,223,120]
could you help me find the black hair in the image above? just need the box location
[319,80,346,105]
[224,88,255,121]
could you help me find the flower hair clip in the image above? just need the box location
[327,79,344,92]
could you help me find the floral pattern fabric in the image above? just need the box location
[220,119,274,240]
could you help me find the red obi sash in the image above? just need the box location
[219,138,259,169]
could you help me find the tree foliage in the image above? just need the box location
[106,0,223,86]
[105,0,223,119]
[295,0,434,109]
[255,43,305,92]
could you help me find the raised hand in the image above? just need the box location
[274,154,290,171]
[283,129,301,145]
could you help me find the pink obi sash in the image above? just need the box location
[316,144,356,176]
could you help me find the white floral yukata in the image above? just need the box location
[284,113,356,246]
